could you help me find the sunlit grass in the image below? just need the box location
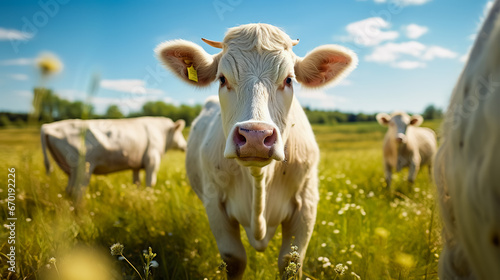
[0,121,442,279]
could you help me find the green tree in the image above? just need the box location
[105,105,124,119]
[422,105,443,120]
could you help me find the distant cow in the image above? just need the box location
[376,112,437,188]
[156,23,357,279]
[41,117,187,201]
[434,1,500,279]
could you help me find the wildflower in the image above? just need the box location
[110,243,124,256]
[218,260,227,274]
[285,245,301,279]
[375,227,390,239]
[351,271,361,279]
[395,252,415,268]
[49,257,56,264]
[36,52,63,77]
[150,260,159,268]
[334,263,348,275]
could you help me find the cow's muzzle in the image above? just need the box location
[224,121,285,165]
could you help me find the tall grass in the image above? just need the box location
[0,121,442,279]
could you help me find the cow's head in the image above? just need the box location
[156,24,357,167]
[376,112,423,144]
[168,119,187,152]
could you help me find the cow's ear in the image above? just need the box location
[410,114,423,126]
[295,45,358,88]
[155,40,220,87]
[174,119,186,131]
[376,113,391,126]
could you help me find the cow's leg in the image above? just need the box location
[384,161,393,188]
[65,170,77,199]
[279,189,318,279]
[408,159,420,183]
[133,169,140,185]
[205,199,247,280]
[144,152,160,187]
[75,162,94,203]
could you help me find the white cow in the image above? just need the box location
[434,1,500,279]
[156,23,357,279]
[41,117,187,202]
[376,112,437,188]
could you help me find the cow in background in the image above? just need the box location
[41,117,186,202]
[434,0,500,278]
[376,111,437,189]
[156,23,357,279]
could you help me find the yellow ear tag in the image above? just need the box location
[187,65,198,82]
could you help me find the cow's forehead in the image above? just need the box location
[222,23,294,53]
[391,113,410,124]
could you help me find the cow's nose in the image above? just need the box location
[396,133,406,143]
[234,123,277,159]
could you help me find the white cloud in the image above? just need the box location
[369,0,431,5]
[422,46,458,60]
[13,90,32,98]
[366,41,426,63]
[397,0,431,5]
[459,53,469,63]
[341,17,399,46]
[403,24,428,39]
[0,27,33,41]
[392,60,426,69]
[296,87,347,110]
[366,41,458,69]
[100,79,164,95]
[9,74,29,80]
[0,58,34,66]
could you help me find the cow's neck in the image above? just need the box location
[250,166,267,241]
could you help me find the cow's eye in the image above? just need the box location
[284,77,292,87]
[219,75,226,87]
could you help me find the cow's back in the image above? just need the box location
[43,117,167,174]
[413,127,437,166]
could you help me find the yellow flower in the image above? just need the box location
[36,52,63,76]
[395,252,415,268]
[375,227,390,239]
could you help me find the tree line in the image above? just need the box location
[0,90,443,128]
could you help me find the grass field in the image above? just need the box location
[0,120,443,280]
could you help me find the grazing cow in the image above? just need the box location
[434,1,500,279]
[41,117,187,201]
[376,112,437,188]
[156,23,357,279]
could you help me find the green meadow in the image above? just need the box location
[0,120,442,280]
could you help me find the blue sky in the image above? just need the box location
[0,0,493,115]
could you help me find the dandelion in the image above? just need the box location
[48,257,60,278]
[110,243,124,256]
[110,243,143,280]
[37,52,63,77]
